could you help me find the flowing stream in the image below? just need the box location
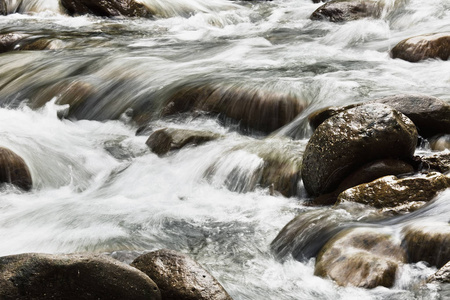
[1,0,449,299]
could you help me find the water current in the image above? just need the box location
[0,0,449,299]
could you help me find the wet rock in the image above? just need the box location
[418,152,450,174]
[61,0,152,18]
[312,159,414,206]
[301,103,418,197]
[315,227,406,288]
[308,94,450,137]
[337,172,450,210]
[0,147,32,191]
[131,249,232,300]
[0,0,6,15]
[161,82,306,134]
[428,261,450,283]
[391,33,450,62]
[0,253,161,300]
[310,0,381,22]
[430,134,450,151]
[146,128,222,156]
[0,33,25,53]
[402,223,450,268]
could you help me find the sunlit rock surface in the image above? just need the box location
[391,33,450,62]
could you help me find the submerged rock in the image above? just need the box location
[430,134,450,151]
[308,94,450,137]
[301,103,417,197]
[428,261,450,284]
[391,33,450,62]
[0,33,25,53]
[161,83,306,134]
[315,227,406,288]
[0,147,32,191]
[337,172,450,210]
[402,223,450,268]
[0,33,62,53]
[131,249,232,300]
[61,0,152,18]
[310,0,381,22]
[146,128,222,156]
[312,159,414,206]
[0,253,161,300]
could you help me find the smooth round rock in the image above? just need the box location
[132,249,232,300]
[402,223,450,268]
[391,33,450,62]
[310,0,381,22]
[315,227,406,288]
[301,103,418,196]
[0,253,161,300]
[0,147,32,191]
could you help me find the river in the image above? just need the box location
[0,0,449,299]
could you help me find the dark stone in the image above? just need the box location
[311,159,414,206]
[0,147,32,191]
[418,152,450,173]
[0,253,161,300]
[308,94,450,137]
[0,33,25,53]
[310,0,381,22]
[428,261,450,284]
[315,227,406,288]
[131,249,232,300]
[61,0,152,18]
[402,223,450,268]
[391,33,450,62]
[337,172,450,211]
[161,82,306,134]
[301,103,417,197]
[146,128,221,156]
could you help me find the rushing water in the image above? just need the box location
[1,0,449,299]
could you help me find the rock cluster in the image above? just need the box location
[0,250,232,300]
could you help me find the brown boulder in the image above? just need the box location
[146,128,222,156]
[312,159,414,206]
[301,103,417,197]
[337,172,450,210]
[0,147,32,191]
[61,0,152,18]
[131,249,232,300]
[391,33,450,62]
[402,223,450,268]
[0,253,161,300]
[315,227,406,288]
[161,82,306,134]
[310,0,381,22]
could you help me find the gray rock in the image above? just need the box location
[391,33,450,62]
[131,249,232,300]
[301,103,417,196]
[310,0,381,22]
[0,253,161,300]
[428,261,450,283]
[0,147,32,191]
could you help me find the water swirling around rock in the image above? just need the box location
[0,0,449,299]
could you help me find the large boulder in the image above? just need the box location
[131,249,232,300]
[161,82,306,134]
[61,0,152,18]
[337,172,450,210]
[391,33,450,62]
[308,94,450,137]
[0,147,32,191]
[146,128,222,156]
[0,253,161,300]
[312,158,414,206]
[301,103,418,197]
[310,0,381,22]
[315,227,406,288]
[402,223,450,268]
